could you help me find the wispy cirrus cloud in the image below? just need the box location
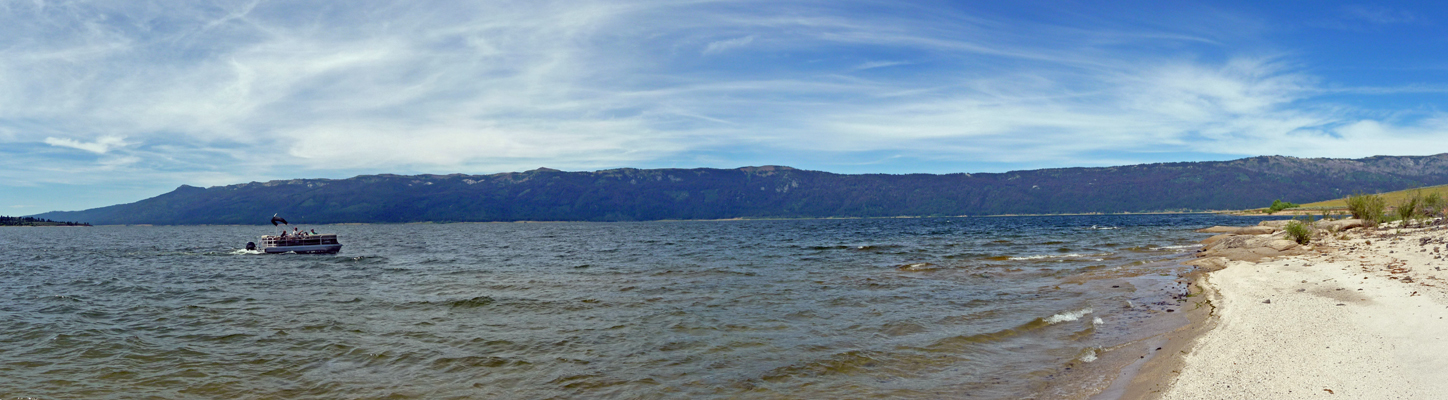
[44,136,128,154]
[852,60,911,70]
[1341,4,1418,25]
[702,35,755,55]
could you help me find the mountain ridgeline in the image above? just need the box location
[33,154,1448,225]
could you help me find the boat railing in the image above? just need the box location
[261,234,339,246]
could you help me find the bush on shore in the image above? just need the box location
[1284,217,1314,245]
[1346,193,1386,226]
[1268,199,1300,213]
[1397,192,1422,226]
[1424,192,1446,220]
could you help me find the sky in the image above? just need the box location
[6,0,1448,214]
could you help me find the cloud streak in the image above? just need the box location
[44,136,128,154]
[703,35,755,55]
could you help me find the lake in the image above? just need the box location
[0,214,1280,398]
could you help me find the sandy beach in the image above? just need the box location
[1136,220,1448,399]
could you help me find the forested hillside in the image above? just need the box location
[31,154,1448,225]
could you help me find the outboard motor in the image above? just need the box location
[245,242,256,251]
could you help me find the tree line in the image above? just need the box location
[0,216,91,226]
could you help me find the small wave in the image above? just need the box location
[1092,317,1103,325]
[1159,244,1202,250]
[1006,253,1109,261]
[230,249,263,255]
[449,296,495,308]
[852,244,903,251]
[1079,347,1100,362]
[1044,308,1093,324]
[918,308,1099,351]
[894,262,938,272]
[1084,225,1119,230]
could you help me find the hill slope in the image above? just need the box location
[32,154,1448,225]
[1299,184,1448,209]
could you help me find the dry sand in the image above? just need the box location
[1145,222,1448,399]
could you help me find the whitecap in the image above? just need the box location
[1007,253,1110,261]
[1044,308,1093,324]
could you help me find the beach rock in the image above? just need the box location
[1320,219,1365,232]
[1197,234,1307,262]
[1197,225,1277,235]
[1202,235,1275,251]
[1267,240,1299,252]
[1259,220,1294,228]
[1239,226,1279,235]
[1197,226,1244,233]
[1201,234,1235,246]
[1184,256,1231,271]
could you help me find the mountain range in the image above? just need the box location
[32,154,1448,225]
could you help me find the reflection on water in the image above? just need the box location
[0,214,1281,398]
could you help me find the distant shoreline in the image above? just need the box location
[54,211,1259,227]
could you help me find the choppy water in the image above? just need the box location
[0,215,1280,399]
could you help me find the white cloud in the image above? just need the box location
[97,155,141,169]
[852,60,910,70]
[1342,5,1417,25]
[44,136,128,154]
[702,35,755,55]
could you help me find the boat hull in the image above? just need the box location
[263,244,343,254]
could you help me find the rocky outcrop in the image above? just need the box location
[1197,226,1278,234]
[1259,218,1366,232]
[1191,219,1364,267]
[1258,220,1293,228]
[1319,219,1365,232]
[1184,256,1232,272]
[1197,233,1310,262]
[1202,233,1236,246]
[1193,221,1333,262]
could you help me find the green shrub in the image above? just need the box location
[1268,199,1300,213]
[1424,192,1445,219]
[1396,193,1421,226]
[1284,218,1313,244]
[1346,192,1386,226]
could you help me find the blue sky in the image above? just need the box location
[5,0,1448,214]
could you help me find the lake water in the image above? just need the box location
[0,215,1280,398]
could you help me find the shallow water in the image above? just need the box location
[0,215,1281,398]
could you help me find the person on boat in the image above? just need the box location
[311,229,317,235]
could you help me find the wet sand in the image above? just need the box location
[1134,221,1448,399]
